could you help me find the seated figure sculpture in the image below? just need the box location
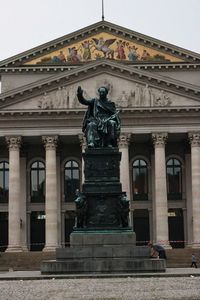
[77,86,120,148]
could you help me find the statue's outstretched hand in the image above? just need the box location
[77,86,83,96]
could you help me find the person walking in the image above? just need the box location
[191,254,198,268]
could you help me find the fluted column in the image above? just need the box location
[118,133,132,226]
[20,156,28,251]
[78,134,87,184]
[152,133,169,247]
[6,136,22,252]
[188,132,200,248]
[118,133,131,199]
[42,135,58,251]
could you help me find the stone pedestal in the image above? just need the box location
[41,231,166,273]
[41,147,166,274]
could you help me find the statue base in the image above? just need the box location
[41,230,166,274]
[41,148,166,274]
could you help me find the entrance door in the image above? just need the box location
[133,209,150,246]
[30,211,45,251]
[168,209,184,248]
[0,212,8,251]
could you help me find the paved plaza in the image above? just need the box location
[0,269,200,300]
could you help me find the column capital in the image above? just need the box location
[42,135,58,150]
[152,132,168,147]
[188,132,200,147]
[5,136,22,150]
[118,133,131,147]
[78,133,87,150]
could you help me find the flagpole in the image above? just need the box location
[102,0,105,21]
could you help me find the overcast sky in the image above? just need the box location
[1,0,200,61]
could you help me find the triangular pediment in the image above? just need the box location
[1,21,200,68]
[0,60,200,111]
[24,31,183,65]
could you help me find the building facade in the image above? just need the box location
[0,21,200,251]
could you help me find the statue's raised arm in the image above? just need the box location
[77,86,92,105]
[77,86,120,148]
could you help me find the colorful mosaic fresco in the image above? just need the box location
[25,32,183,65]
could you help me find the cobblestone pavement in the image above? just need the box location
[0,276,200,300]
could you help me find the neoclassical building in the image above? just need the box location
[0,21,200,252]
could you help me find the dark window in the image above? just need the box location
[132,159,148,200]
[30,161,45,203]
[0,161,9,203]
[167,158,182,200]
[64,160,80,202]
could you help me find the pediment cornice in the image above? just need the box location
[0,60,200,109]
[0,20,200,68]
[0,106,200,118]
[1,61,200,75]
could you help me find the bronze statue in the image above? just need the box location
[74,190,87,228]
[77,86,120,148]
[118,192,129,228]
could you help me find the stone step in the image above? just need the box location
[165,249,200,267]
[0,248,199,271]
[56,245,150,259]
[0,252,55,271]
[41,258,166,274]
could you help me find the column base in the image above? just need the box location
[43,245,57,252]
[21,245,29,252]
[192,243,200,248]
[163,244,172,249]
[185,243,193,248]
[153,241,172,249]
[5,246,24,252]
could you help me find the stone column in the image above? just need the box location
[42,136,58,251]
[185,153,193,247]
[148,208,153,243]
[56,155,61,247]
[20,156,28,251]
[118,133,131,199]
[152,133,169,247]
[188,132,200,248]
[6,136,22,252]
[78,134,86,184]
[118,133,132,226]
